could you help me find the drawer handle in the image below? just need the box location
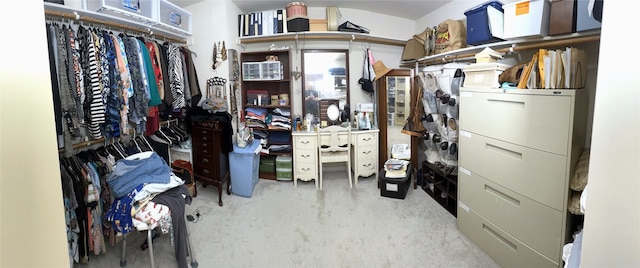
[487,98,525,110]
[363,163,371,167]
[201,130,207,134]
[301,154,310,158]
[202,149,209,154]
[202,137,208,141]
[362,137,372,141]
[301,140,310,144]
[483,223,517,251]
[202,143,208,147]
[484,184,520,206]
[363,151,372,155]
[301,168,310,171]
[486,143,522,160]
[202,158,209,163]
[203,169,210,174]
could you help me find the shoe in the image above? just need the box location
[446,117,459,141]
[450,69,463,95]
[422,93,438,114]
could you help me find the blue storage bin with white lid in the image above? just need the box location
[464,1,505,45]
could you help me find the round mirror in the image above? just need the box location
[327,104,340,122]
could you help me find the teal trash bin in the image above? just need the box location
[229,140,261,197]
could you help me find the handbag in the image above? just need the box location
[202,77,228,113]
[358,48,375,93]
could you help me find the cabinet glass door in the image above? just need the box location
[386,75,411,155]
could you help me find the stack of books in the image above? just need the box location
[384,159,410,178]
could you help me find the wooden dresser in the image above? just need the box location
[191,119,230,206]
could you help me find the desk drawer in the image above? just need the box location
[294,164,317,180]
[459,132,567,210]
[459,91,572,155]
[294,135,317,150]
[294,149,316,164]
[459,170,563,261]
[353,132,378,147]
[457,205,558,268]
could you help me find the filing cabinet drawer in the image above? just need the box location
[459,132,568,210]
[459,91,572,155]
[457,205,558,268]
[459,170,563,261]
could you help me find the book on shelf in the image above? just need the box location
[238,9,288,37]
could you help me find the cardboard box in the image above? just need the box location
[310,19,328,31]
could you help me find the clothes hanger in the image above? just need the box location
[140,135,154,152]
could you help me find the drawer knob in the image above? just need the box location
[201,130,207,134]
[203,169,210,174]
[202,143,208,147]
[202,149,208,154]
[202,137,208,141]
[202,158,209,163]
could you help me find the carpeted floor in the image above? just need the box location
[77,170,500,268]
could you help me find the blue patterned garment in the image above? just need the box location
[104,184,144,235]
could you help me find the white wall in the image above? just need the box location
[580,0,640,266]
[0,1,69,267]
[195,2,412,122]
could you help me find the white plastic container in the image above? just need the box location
[83,0,157,25]
[156,0,192,35]
[462,62,511,88]
[503,0,550,39]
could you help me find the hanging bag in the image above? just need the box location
[202,77,228,113]
[358,48,376,94]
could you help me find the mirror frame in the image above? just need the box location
[301,49,350,123]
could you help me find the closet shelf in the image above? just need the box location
[238,31,406,47]
[43,2,189,43]
[401,30,601,67]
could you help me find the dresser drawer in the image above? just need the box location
[193,163,217,179]
[457,205,558,267]
[293,135,317,150]
[459,170,563,261]
[193,155,217,168]
[459,133,568,210]
[459,91,572,155]
[355,146,377,158]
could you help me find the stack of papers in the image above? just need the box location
[384,159,410,178]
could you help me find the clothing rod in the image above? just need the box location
[44,9,186,44]
[160,119,179,126]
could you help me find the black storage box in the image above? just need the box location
[379,165,412,199]
[287,17,309,32]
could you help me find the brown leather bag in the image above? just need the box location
[172,160,197,197]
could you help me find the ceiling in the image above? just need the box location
[172,0,451,21]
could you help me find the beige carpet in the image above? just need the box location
[77,170,500,268]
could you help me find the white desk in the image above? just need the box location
[292,129,379,188]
